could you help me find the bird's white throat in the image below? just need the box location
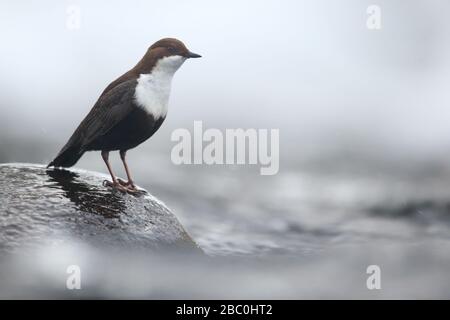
[134,55,186,119]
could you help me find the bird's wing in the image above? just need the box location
[58,79,138,153]
[78,79,138,147]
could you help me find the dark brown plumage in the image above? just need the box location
[47,38,201,192]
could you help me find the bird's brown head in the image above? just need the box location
[102,38,200,95]
[135,38,201,75]
[149,38,201,59]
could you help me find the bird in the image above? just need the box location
[47,38,201,192]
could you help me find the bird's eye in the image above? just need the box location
[167,47,175,53]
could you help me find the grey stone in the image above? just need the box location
[0,163,200,254]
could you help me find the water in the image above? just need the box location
[133,154,450,258]
[1,148,450,298]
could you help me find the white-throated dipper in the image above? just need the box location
[47,38,201,192]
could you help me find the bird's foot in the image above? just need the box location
[117,178,137,191]
[103,180,136,193]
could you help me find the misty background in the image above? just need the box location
[2,0,450,168]
[1,0,450,298]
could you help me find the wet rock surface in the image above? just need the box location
[0,163,200,254]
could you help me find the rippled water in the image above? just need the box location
[131,155,450,258]
[2,154,450,298]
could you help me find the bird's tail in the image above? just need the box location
[47,143,85,168]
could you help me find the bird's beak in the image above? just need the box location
[186,51,202,58]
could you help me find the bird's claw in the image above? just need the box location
[103,179,137,193]
[117,178,137,190]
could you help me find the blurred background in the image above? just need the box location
[1,0,450,298]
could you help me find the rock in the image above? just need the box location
[0,163,200,254]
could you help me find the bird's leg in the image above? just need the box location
[118,150,137,190]
[101,150,128,193]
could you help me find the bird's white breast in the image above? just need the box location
[134,55,186,120]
